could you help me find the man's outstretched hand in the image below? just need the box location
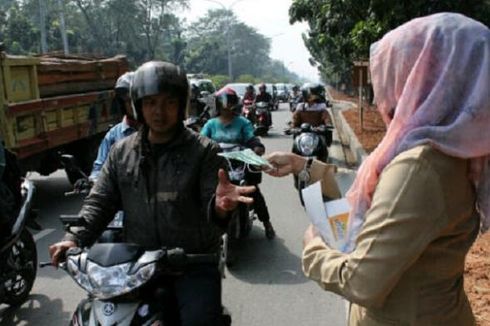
[215,169,255,218]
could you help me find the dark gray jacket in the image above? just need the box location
[65,126,226,253]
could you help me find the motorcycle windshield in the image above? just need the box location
[87,243,144,267]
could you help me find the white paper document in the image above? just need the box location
[302,182,351,251]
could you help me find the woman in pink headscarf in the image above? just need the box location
[266,13,489,325]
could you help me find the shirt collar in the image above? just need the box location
[122,116,137,132]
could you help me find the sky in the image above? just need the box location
[177,0,320,82]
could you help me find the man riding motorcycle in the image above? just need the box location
[201,87,275,240]
[292,83,332,127]
[87,72,139,183]
[255,83,273,127]
[49,61,255,326]
[255,83,273,106]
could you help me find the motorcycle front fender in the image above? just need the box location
[72,298,160,326]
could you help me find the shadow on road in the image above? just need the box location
[261,131,290,140]
[0,294,71,325]
[226,225,308,285]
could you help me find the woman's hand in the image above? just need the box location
[303,224,321,248]
[48,240,78,267]
[215,169,255,217]
[264,152,306,177]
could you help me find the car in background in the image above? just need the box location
[275,83,289,102]
[225,83,250,101]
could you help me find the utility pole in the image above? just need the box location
[38,0,48,53]
[226,16,232,80]
[203,0,244,81]
[57,0,69,55]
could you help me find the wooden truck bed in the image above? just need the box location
[0,52,128,160]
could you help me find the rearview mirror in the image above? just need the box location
[60,154,77,170]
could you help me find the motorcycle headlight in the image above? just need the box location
[67,259,156,299]
[297,134,319,156]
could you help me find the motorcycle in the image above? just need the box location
[241,99,255,124]
[0,178,37,306]
[285,123,333,199]
[286,122,333,162]
[40,221,231,325]
[253,102,272,136]
[289,94,302,112]
[219,143,255,267]
[60,154,123,243]
[185,92,213,133]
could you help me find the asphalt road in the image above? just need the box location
[0,102,353,326]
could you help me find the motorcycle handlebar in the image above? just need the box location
[285,125,333,136]
[39,261,55,268]
[40,247,220,270]
[39,261,67,270]
[64,190,83,196]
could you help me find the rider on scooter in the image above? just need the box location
[49,61,255,326]
[292,83,332,128]
[255,83,273,127]
[201,87,276,240]
[243,84,256,102]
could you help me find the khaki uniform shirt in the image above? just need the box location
[303,145,478,325]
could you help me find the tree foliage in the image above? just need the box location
[289,0,490,86]
[185,9,271,79]
[1,2,300,82]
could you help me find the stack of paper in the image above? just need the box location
[302,182,351,251]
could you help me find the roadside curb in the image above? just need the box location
[330,101,368,168]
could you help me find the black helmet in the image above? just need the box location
[246,84,254,92]
[113,72,134,116]
[131,61,189,123]
[301,83,326,103]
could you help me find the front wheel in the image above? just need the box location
[2,229,37,306]
[254,126,268,137]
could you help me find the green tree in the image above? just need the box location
[184,9,271,79]
[210,74,231,89]
[2,4,39,54]
[290,0,490,87]
[0,0,188,65]
[236,74,256,84]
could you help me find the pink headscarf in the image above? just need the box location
[344,13,490,252]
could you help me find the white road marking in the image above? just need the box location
[33,228,56,241]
